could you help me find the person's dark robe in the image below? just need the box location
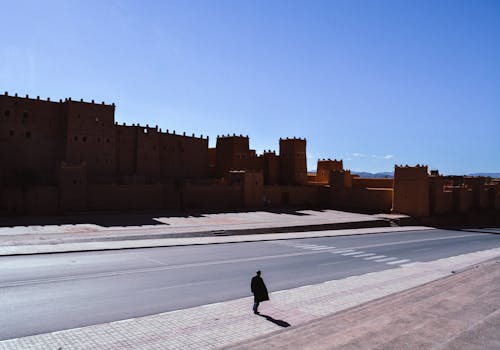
[251,275,269,303]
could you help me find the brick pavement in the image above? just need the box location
[1,246,499,350]
[228,259,500,350]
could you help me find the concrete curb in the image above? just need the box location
[0,226,434,257]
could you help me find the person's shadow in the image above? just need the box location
[259,314,290,328]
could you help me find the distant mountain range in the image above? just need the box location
[469,173,500,178]
[352,171,394,178]
[310,171,499,179]
[350,172,500,179]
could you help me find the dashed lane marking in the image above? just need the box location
[364,255,386,260]
[375,257,398,262]
[387,259,411,265]
[271,242,414,267]
[341,251,365,256]
[353,253,376,258]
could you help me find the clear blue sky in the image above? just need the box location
[1,0,499,174]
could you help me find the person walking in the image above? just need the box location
[251,270,269,314]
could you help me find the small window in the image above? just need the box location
[74,136,78,141]
[9,130,14,136]
[106,138,110,143]
[143,128,148,134]
[25,131,31,139]
[23,111,28,119]
[97,137,101,143]
[4,110,10,117]
[95,117,99,122]
[72,180,77,185]
[83,136,87,142]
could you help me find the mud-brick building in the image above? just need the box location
[392,166,500,217]
[0,91,498,217]
[0,92,208,214]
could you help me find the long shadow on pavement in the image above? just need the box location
[259,314,291,328]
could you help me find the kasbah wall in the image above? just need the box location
[0,92,499,217]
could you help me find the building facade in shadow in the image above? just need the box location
[0,92,498,217]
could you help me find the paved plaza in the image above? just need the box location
[0,209,414,256]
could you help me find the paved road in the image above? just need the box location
[1,228,499,340]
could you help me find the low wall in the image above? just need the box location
[263,185,327,207]
[0,186,59,215]
[352,178,393,189]
[183,184,242,209]
[434,191,454,215]
[26,186,59,214]
[330,188,393,212]
[87,184,164,210]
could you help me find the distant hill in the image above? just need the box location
[310,171,499,179]
[469,173,500,178]
[352,171,394,178]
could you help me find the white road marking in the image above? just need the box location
[341,251,364,256]
[375,257,398,262]
[352,253,376,258]
[364,255,386,260]
[386,259,410,265]
[319,260,346,267]
[331,249,355,254]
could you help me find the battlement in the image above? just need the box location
[279,137,306,141]
[114,123,208,140]
[394,164,428,179]
[318,158,341,162]
[2,91,115,107]
[395,164,428,169]
[217,134,249,139]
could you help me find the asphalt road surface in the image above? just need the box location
[1,228,500,340]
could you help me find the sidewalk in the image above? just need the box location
[0,209,418,256]
[229,259,500,350]
[1,246,499,349]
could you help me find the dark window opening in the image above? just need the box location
[4,110,10,117]
[25,131,31,139]
[9,130,14,136]
[72,180,77,185]
[23,111,28,119]
[83,136,87,142]
[74,136,78,141]
[106,138,110,143]
[97,137,101,142]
